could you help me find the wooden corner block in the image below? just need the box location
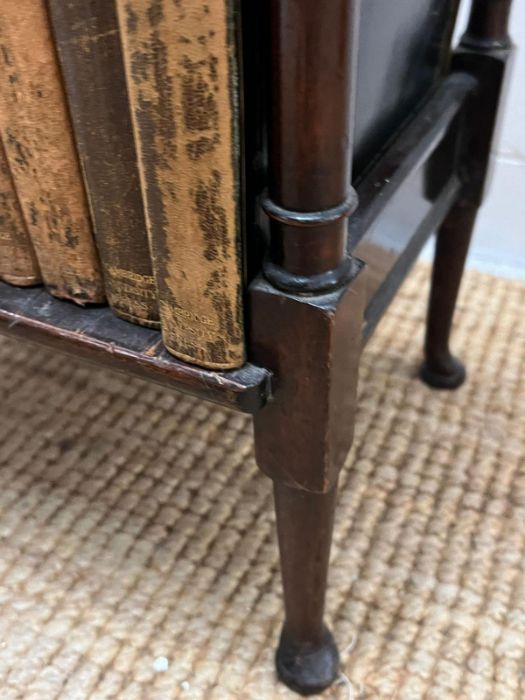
[250,258,365,493]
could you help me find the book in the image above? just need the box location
[116,0,245,369]
[0,138,41,286]
[47,0,159,328]
[0,0,105,304]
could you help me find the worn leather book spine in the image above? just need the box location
[0,0,105,304]
[47,0,159,327]
[116,0,245,369]
[0,138,41,286]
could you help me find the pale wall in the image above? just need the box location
[424,0,525,277]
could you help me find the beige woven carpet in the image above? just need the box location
[0,264,523,700]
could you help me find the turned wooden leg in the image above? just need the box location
[249,1,363,691]
[250,270,363,695]
[420,201,477,389]
[420,0,516,389]
[273,480,339,696]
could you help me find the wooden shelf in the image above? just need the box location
[0,282,272,414]
[0,77,475,416]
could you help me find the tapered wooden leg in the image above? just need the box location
[420,0,516,389]
[250,261,364,695]
[248,0,361,688]
[273,480,339,696]
[420,201,477,389]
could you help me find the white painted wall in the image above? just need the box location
[425,0,525,277]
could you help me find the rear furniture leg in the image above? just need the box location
[421,0,514,389]
[421,201,477,388]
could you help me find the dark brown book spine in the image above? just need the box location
[47,0,159,328]
[0,138,41,286]
[0,0,105,304]
[116,0,245,369]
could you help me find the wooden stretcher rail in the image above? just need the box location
[348,72,478,338]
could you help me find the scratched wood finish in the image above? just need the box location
[0,280,270,413]
[0,0,104,304]
[47,0,159,328]
[116,0,244,369]
[0,138,41,286]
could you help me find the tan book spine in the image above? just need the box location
[0,138,40,286]
[47,0,159,327]
[116,0,245,369]
[0,0,105,304]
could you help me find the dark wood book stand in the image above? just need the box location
[0,0,514,694]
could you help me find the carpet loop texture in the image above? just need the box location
[0,264,523,699]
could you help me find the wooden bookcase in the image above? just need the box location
[0,0,514,694]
